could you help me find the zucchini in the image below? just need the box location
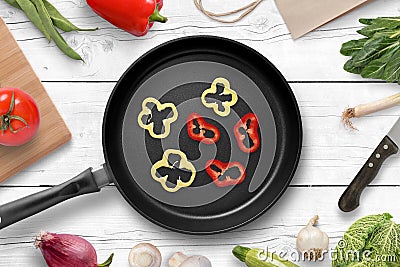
[232,246,299,267]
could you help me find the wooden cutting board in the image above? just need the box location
[0,17,71,183]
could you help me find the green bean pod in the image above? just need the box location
[42,0,98,32]
[4,0,94,60]
[53,28,83,60]
[14,0,51,41]
[29,0,82,60]
[4,0,21,9]
[5,0,97,32]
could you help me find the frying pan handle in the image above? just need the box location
[0,168,102,230]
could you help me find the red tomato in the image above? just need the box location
[0,87,40,146]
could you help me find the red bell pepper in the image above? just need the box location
[187,112,220,144]
[234,113,260,153]
[87,0,167,36]
[206,160,246,187]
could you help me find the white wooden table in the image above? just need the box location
[0,0,399,266]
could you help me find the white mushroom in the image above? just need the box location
[129,243,162,267]
[169,252,212,267]
[181,255,212,267]
[169,252,188,267]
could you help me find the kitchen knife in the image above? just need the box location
[339,118,400,212]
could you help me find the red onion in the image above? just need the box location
[35,231,113,267]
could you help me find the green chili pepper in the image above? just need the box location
[42,0,97,32]
[14,0,51,41]
[30,0,82,60]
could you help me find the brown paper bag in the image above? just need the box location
[274,0,370,39]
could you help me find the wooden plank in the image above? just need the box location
[0,0,398,81]
[0,18,71,183]
[0,186,398,266]
[1,82,399,186]
[0,1,398,267]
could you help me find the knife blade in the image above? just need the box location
[339,118,400,212]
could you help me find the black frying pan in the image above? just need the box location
[0,36,302,234]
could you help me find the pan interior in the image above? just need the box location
[122,61,276,208]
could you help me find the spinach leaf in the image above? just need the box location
[341,38,368,56]
[361,46,399,79]
[340,16,400,83]
[383,48,400,83]
[359,18,374,26]
[352,37,398,67]
[358,17,400,37]
[344,58,364,74]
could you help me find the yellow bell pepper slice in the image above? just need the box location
[137,97,178,139]
[201,77,238,117]
[150,149,196,193]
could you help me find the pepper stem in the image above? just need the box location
[149,5,168,23]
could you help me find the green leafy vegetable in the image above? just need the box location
[41,0,97,32]
[341,16,400,84]
[15,0,50,41]
[332,213,400,267]
[340,38,369,56]
[3,0,97,60]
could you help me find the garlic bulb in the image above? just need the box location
[296,215,329,261]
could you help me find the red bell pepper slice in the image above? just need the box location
[87,0,167,37]
[187,113,220,144]
[234,113,260,153]
[206,160,246,187]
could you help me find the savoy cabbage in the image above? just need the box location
[333,213,400,267]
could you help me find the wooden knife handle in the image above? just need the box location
[339,135,398,212]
